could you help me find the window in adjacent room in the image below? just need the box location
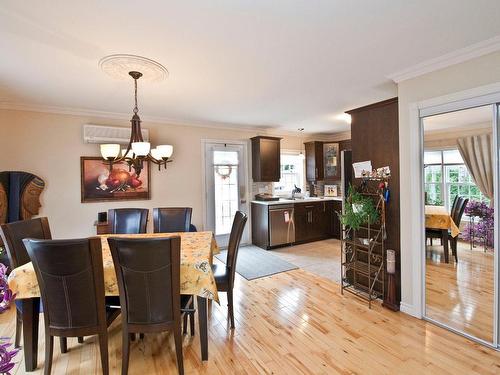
[424,149,489,209]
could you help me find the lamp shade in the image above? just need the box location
[100,144,120,160]
[150,148,162,160]
[131,141,150,157]
[157,144,173,158]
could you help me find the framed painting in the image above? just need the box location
[80,157,151,203]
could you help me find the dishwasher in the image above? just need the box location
[269,204,295,247]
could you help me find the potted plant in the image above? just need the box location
[341,186,380,231]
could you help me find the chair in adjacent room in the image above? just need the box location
[449,197,469,261]
[107,236,191,375]
[211,211,247,329]
[23,237,110,375]
[108,208,149,234]
[153,207,192,233]
[426,195,460,247]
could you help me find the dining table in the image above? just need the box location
[7,231,219,372]
[425,205,460,263]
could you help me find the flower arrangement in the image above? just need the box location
[461,200,494,248]
[0,264,15,314]
[0,262,18,374]
[0,339,18,375]
[341,185,380,230]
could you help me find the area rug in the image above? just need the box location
[214,245,298,280]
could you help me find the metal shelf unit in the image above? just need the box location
[341,187,386,308]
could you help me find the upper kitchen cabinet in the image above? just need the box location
[251,136,282,182]
[304,141,323,181]
[323,142,340,180]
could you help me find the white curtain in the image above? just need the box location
[457,133,494,201]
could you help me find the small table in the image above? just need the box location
[425,205,460,263]
[8,231,219,371]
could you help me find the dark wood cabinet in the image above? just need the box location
[304,141,324,181]
[251,136,281,182]
[323,143,340,181]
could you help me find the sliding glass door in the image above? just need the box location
[422,104,499,347]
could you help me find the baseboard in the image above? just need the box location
[400,302,422,319]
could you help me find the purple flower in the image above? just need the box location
[0,264,15,314]
[0,339,18,375]
[462,200,494,248]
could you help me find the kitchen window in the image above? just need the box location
[424,149,489,209]
[274,152,305,195]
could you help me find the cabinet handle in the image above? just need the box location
[315,168,318,178]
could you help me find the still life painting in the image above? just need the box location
[80,157,150,202]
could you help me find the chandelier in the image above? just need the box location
[100,70,173,176]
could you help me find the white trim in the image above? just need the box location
[0,101,348,139]
[400,302,421,319]
[388,35,500,83]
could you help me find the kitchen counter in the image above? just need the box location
[252,196,343,205]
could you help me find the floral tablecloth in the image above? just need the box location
[7,231,220,302]
[425,205,460,238]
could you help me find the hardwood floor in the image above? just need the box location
[272,239,342,283]
[426,240,495,343]
[2,247,500,374]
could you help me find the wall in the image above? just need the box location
[398,50,500,316]
[424,123,491,149]
[0,109,313,238]
[348,98,400,304]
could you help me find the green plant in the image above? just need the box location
[341,186,379,230]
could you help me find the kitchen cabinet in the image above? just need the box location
[251,136,282,182]
[304,141,323,181]
[323,143,340,180]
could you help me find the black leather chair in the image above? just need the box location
[107,237,191,375]
[108,208,148,234]
[426,196,468,262]
[153,207,192,233]
[23,237,110,375]
[153,207,195,334]
[0,218,70,352]
[211,211,247,329]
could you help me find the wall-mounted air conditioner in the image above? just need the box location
[83,124,149,144]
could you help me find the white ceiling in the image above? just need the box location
[423,105,493,133]
[1,1,500,135]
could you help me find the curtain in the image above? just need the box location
[457,134,494,201]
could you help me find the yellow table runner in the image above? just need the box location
[425,205,460,238]
[7,231,220,302]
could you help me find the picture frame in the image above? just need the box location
[80,156,151,203]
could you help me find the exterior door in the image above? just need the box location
[204,141,249,247]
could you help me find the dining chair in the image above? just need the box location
[426,195,460,246]
[153,207,192,233]
[0,218,72,352]
[107,236,191,375]
[108,208,149,234]
[23,237,109,375]
[211,211,247,329]
[152,207,195,334]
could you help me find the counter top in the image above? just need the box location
[251,196,343,205]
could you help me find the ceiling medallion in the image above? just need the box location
[99,54,169,82]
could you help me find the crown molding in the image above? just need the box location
[388,35,500,83]
[0,101,343,138]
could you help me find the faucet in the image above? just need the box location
[292,185,301,200]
